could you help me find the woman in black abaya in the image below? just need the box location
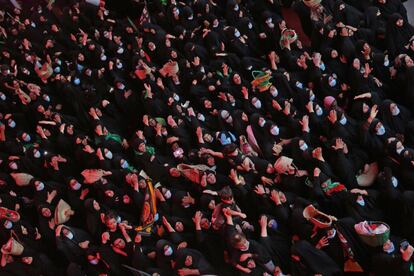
[83,198,105,240]
[343,189,384,222]
[155,239,176,275]
[348,58,384,105]
[350,100,371,121]
[379,99,412,138]
[334,1,364,29]
[371,237,414,276]
[231,110,249,138]
[404,121,414,147]
[246,113,271,157]
[83,246,112,276]
[334,217,373,272]
[360,118,392,160]
[364,7,387,49]
[377,168,405,235]
[322,48,348,82]
[173,247,216,275]
[13,247,58,276]
[55,224,92,265]
[288,137,313,171]
[237,18,262,58]
[290,240,341,276]
[386,13,414,58]
[375,0,408,21]
[322,110,359,146]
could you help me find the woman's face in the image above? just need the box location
[213,19,219,27]
[235,238,249,250]
[41,208,51,218]
[138,143,146,152]
[375,122,383,132]
[62,228,71,236]
[87,254,97,262]
[279,192,287,203]
[204,100,212,109]
[175,221,184,232]
[22,257,33,264]
[68,179,78,190]
[278,20,286,30]
[258,117,266,127]
[2,51,10,58]
[390,103,398,113]
[169,168,181,177]
[363,43,371,54]
[241,112,248,122]
[138,179,147,189]
[113,238,125,249]
[148,42,156,51]
[120,159,128,167]
[208,200,216,210]
[207,156,215,166]
[206,173,216,184]
[184,255,193,267]
[201,218,210,229]
[67,125,74,135]
[105,218,117,230]
[404,55,414,67]
[172,7,179,16]
[363,103,370,113]
[247,259,256,269]
[223,112,233,124]
[383,239,393,252]
[203,133,213,143]
[34,181,43,190]
[93,200,100,211]
[312,52,321,63]
[331,50,338,58]
[353,58,361,69]
[149,118,156,127]
[233,74,241,85]
[396,141,404,152]
[396,18,404,27]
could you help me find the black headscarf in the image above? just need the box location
[386,13,414,57]
[379,99,411,136]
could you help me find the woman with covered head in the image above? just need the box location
[1,245,57,276]
[154,239,177,275]
[226,225,280,275]
[386,13,414,58]
[173,247,216,275]
[379,99,412,138]
[273,155,310,197]
[360,105,393,160]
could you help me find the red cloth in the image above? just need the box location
[281,7,311,47]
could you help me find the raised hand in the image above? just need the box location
[254,184,266,195]
[328,109,337,124]
[316,235,330,249]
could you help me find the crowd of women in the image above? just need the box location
[1,0,414,275]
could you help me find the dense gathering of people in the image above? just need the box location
[1,0,414,275]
